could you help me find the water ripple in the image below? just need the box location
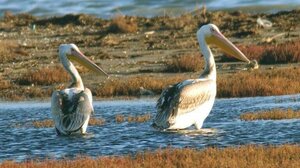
[0,94,299,162]
[0,0,299,18]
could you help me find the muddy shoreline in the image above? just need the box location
[0,9,300,100]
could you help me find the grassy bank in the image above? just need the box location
[1,145,299,168]
[217,67,300,97]
[1,67,300,100]
[220,40,300,64]
[95,67,300,98]
[240,108,300,121]
[239,41,300,64]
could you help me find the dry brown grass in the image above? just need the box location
[240,108,300,121]
[235,41,300,64]
[115,114,151,123]
[89,118,106,126]
[32,115,149,125]
[32,119,54,128]
[2,11,36,26]
[0,40,28,63]
[115,114,126,123]
[236,44,265,62]
[32,118,105,128]
[127,114,151,123]
[260,41,300,64]
[217,67,300,97]
[166,53,204,72]
[0,77,12,90]
[108,15,138,33]
[1,145,299,168]
[24,87,53,98]
[17,66,69,86]
[96,67,300,98]
[0,88,25,101]
[4,66,300,100]
[163,13,198,31]
[95,75,186,97]
[0,86,53,101]
[0,40,18,62]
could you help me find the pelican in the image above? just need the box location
[51,44,108,135]
[153,24,250,130]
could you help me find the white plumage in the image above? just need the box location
[153,24,250,130]
[51,44,107,135]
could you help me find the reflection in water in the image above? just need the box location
[0,95,300,162]
[162,128,218,136]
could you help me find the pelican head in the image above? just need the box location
[197,24,250,63]
[59,44,108,76]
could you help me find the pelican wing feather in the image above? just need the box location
[51,88,93,134]
[154,79,216,129]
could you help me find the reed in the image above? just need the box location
[163,13,198,31]
[89,118,106,126]
[166,53,204,72]
[0,40,28,63]
[240,108,300,121]
[32,119,54,128]
[32,118,105,128]
[0,40,17,63]
[1,145,299,168]
[115,114,151,123]
[115,114,126,123]
[236,44,265,62]
[96,67,300,98]
[0,86,52,101]
[108,15,138,33]
[217,67,300,97]
[2,11,36,26]
[125,114,151,123]
[0,77,12,90]
[25,87,52,98]
[233,41,300,64]
[260,41,300,64]
[4,67,300,100]
[0,88,25,101]
[17,66,69,85]
[95,75,186,97]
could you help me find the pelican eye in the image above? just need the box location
[210,27,215,32]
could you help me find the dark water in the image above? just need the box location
[0,0,299,18]
[0,94,300,162]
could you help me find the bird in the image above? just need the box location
[51,44,108,135]
[153,24,251,130]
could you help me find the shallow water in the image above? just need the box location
[0,94,300,162]
[0,0,299,18]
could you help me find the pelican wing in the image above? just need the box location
[51,88,93,134]
[154,79,216,128]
